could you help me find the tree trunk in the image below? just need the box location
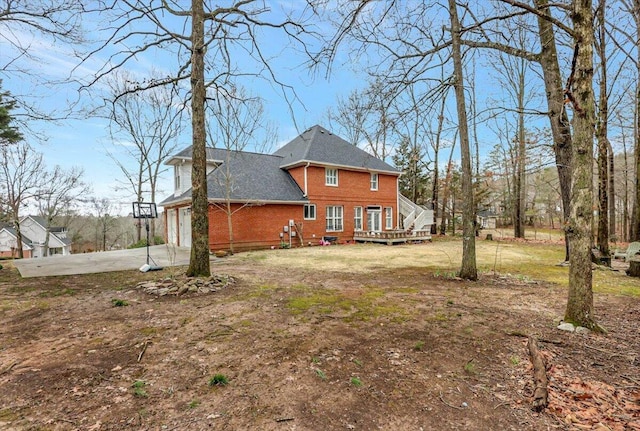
[627,258,640,277]
[608,141,615,239]
[631,0,640,241]
[226,201,235,254]
[564,0,597,330]
[623,134,630,242]
[449,0,477,281]
[596,0,610,258]
[13,217,24,259]
[186,0,211,277]
[432,98,446,235]
[632,88,640,240]
[514,68,526,239]
[534,0,573,261]
[440,145,456,235]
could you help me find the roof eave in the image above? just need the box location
[209,199,307,205]
[165,156,224,166]
[280,160,400,176]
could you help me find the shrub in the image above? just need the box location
[128,236,165,249]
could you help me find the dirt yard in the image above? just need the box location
[0,238,638,430]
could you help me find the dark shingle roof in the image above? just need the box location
[161,126,399,206]
[161,149,307,205]
[273,125,400,174]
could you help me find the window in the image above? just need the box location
[385,207,393,229]
[354,207,363,230]
[304,203,316,220]
[326,206,343,231]
[370,173,378,190]
[325,168,338,186]
[174,165,181,190]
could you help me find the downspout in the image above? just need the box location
[396,174,401,230]
[303,162,310,197]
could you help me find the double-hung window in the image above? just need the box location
[304,203,316,220]
[325,168,338,186]
[370,173,378,190]
[326,206,343,231]
[354,206,363,230]
[174,166,181,191]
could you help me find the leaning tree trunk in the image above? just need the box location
[449,0,477,281]
[535,0,573,261]
[564,0,598,330]
[186,0,211,277]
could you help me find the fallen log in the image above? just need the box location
[528,335,549,412]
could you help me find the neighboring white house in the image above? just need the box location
[0,215,72,258]
[0,226,34,258]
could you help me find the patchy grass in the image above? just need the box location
[286,285,411,322]
[593,270,640,297]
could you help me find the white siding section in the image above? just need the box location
[0,230,18,252]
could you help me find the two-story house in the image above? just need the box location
[160,125,432,252]
[0,215,72,258]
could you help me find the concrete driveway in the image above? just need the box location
[13,245,192,278]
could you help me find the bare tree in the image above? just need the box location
[0,142,45,258]
[596,0,611,258]
[328,79,398,159]
[107,72,182,244]
[448,0,477,280]
[619,0,640,241]
[37,165,89,256]
[89,197,121,252]
[562,0,599,330]
[78,1,316,277]
[206,87,271,254]
[485,20,540,239]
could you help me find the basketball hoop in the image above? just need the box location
[131,202,162,272]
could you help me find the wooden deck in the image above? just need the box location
[353,230,432,245]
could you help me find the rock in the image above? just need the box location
[557,322,575,332]
[137,274,235,296]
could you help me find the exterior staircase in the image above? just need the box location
[398,194,435,236]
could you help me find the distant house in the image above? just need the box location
[160,125,434,251]
[0,226,33,258]
[0,215,72,258]
[477,209,498,229]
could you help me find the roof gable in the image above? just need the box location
[18,215,71,246]
[0,227,34,249]
[273,125,400,174]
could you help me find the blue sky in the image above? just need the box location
[1,2,366,215]
[1,1,581,216]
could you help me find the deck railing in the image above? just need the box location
[353,229,431,244]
